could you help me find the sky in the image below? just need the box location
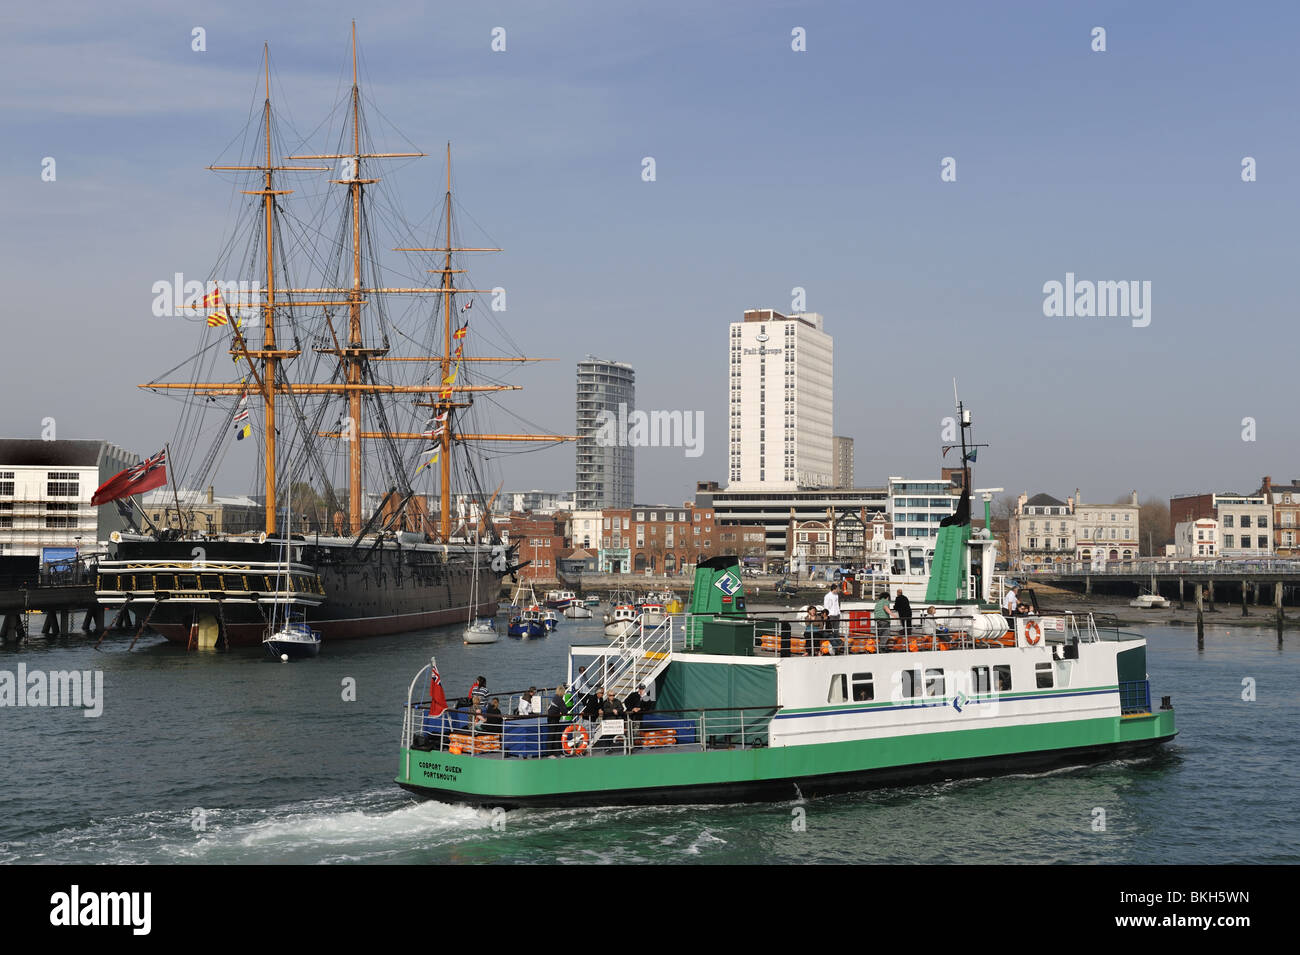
[4,0,1299,509]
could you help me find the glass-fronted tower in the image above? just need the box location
[576,357,635,510]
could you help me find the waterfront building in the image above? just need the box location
[139,486,265,536]
[1011,492,1076,569]
[886,476,960,540]
[502,511,567,583]
[787,519,832,570]
[597,508,632,574]
[576,357,635,510]
[1174,519,1218,558]
[728,309,833,490]
[1256,476,1300,557]
[696,481,887,568]
[1075,491,1140,563]
[507,489,574,515]
[0,438,140,559]
[833,436,855,488]
[1169,490,1271,558]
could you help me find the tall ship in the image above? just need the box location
[95,29,570,648]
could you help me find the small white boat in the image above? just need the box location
[563,603,593,619]
[264,618,321,659]
[463,541,499,643]
[640,602,666,627]
[1129,593,1171,609]
[542,608,560,631]
[603,604,638,640]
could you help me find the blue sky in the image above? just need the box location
[4,0,1298,508]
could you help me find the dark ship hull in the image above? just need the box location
[96,537,506,648]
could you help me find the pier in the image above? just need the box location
[0,561,108,641]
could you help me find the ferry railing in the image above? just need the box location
[744,607,1029,655]
[403,702,778,759]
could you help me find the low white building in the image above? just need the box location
[1174,518,1218,558]
[0,439,141,560]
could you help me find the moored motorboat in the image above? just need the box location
[603,604,638,639]
[507,608,546,638]
[1130,593,1171,609]
[563,603,594,619]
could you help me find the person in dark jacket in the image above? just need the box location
[545,684,567,755]
[894,589,913,636]
[481,697,503,732]
[624,685,646,724]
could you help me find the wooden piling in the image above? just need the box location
[1242,579,1249,617]
[1196,584,1204,647]
[1178,576,1185,610]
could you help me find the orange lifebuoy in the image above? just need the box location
[561,723,590,755]
[841,578,852,595]
[819,640,833,656]
[1024,620,1042,645]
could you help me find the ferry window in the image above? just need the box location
[851,673,874,702]
[925,669,945,697]
[993,665,1012,692]
[900,669,921,698]
[971,666,990,694]
[827,674,847,704]
[1035,662,1054,689]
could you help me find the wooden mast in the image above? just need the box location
[144,28,577,543]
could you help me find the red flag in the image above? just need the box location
[453,324,468,340]
[202,288,223,308]
[428,659,448,717]
[90,449,168,506]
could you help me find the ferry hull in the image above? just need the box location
[397,710,1176,809]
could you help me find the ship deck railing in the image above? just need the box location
[402,699,777,760]
[1118,680,1152,715]
[736,607,1119,656]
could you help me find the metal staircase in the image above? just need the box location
[572,613,677,703]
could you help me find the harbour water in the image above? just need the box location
[1,618,1295,864]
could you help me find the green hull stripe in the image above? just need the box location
[398,710,1175,799]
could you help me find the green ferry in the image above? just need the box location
[397,527,1176,808]
[398,401,1175,807]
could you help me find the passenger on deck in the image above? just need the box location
[583,687,606,720]
[1002,586,1019,618]
[482,698,503,732]
[873,594,894,634]
[624,685,646,724]
[517,687,537,716]
[894,589,913,636]
[803,605,821,638]
[821,608,844,654]
[470,676,488,708]
[822,584,841,635]
[602,692,625,720]
[546,685,568,755]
